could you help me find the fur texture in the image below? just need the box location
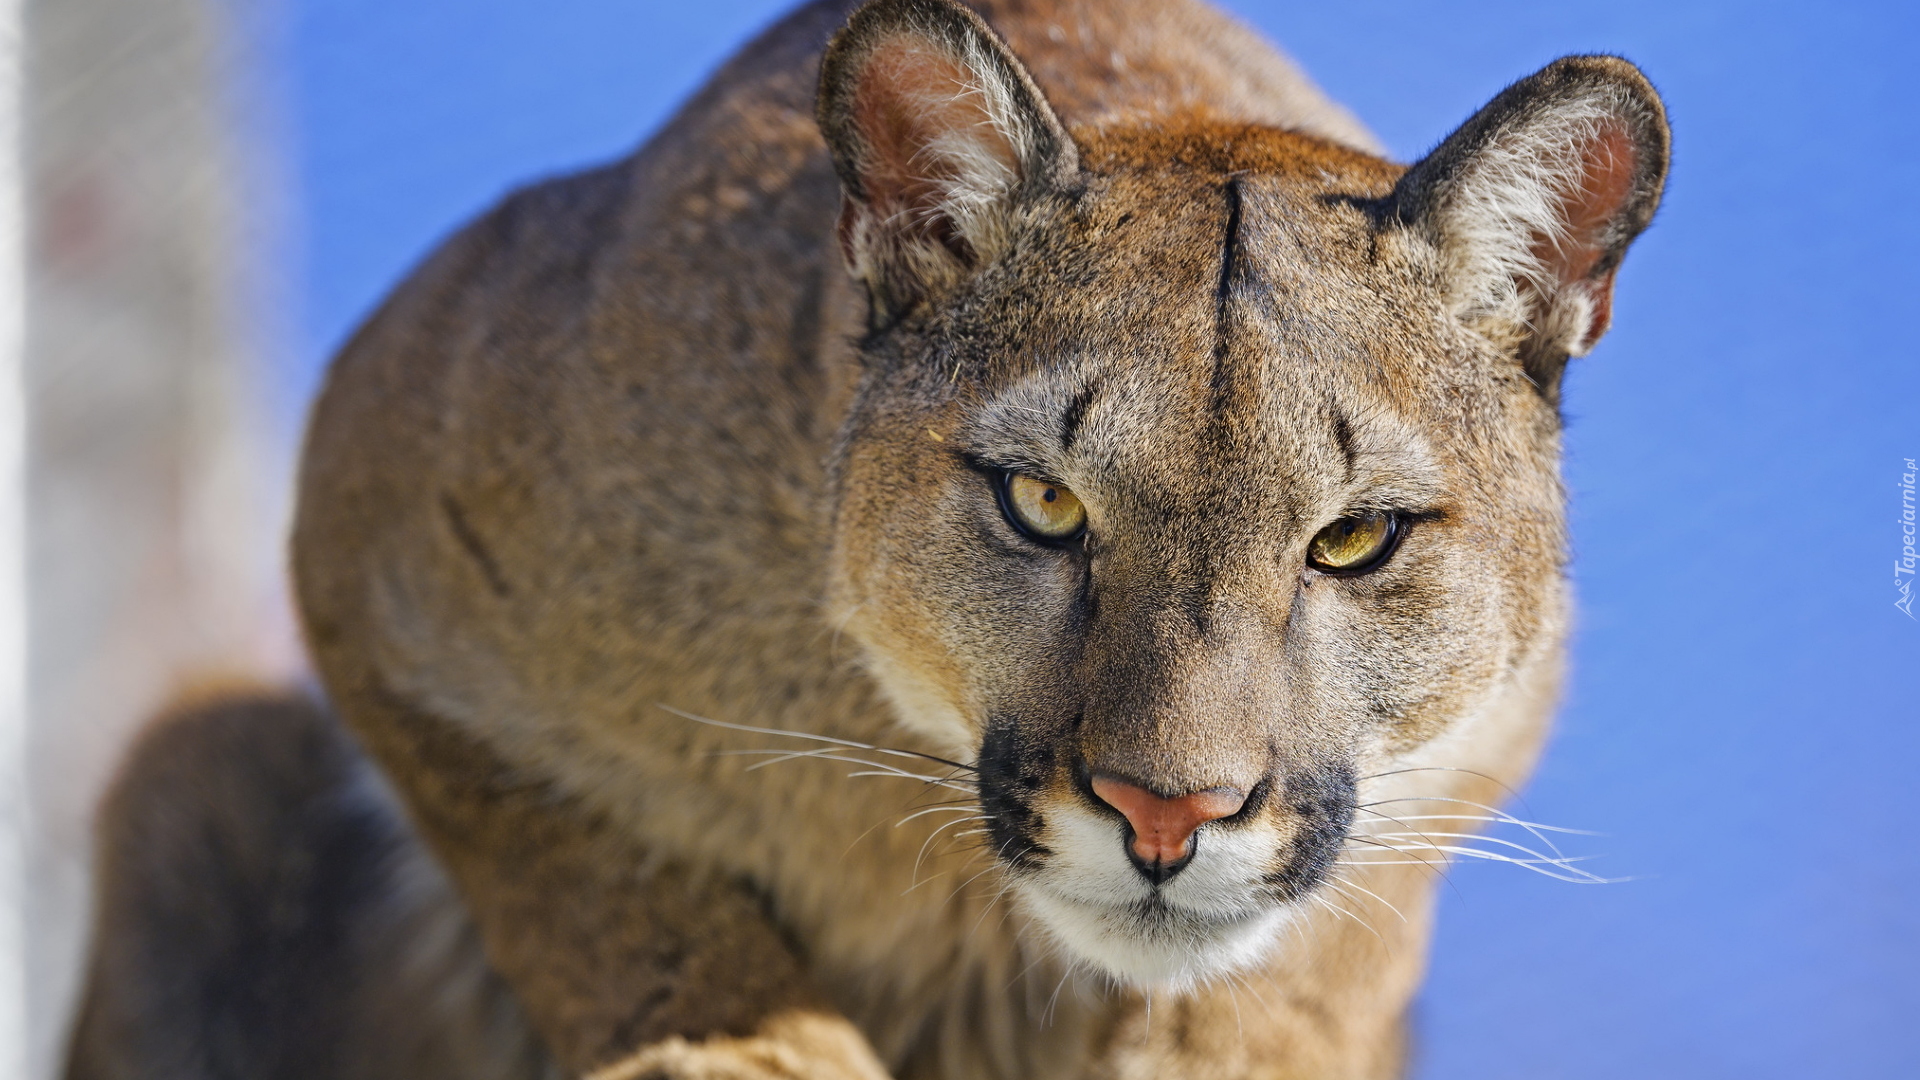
[68,1,1668,1078]
[65,692,555,1080]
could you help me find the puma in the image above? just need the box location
[65,0,1668,1077]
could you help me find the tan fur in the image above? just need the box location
[69,1,1667,1078]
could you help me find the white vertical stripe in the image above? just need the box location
[0,0,27,1072]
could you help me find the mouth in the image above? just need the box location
[991,797,1316,989]
[1013,877,1296,990]
[969,746,1361,989]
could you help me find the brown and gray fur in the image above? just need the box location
[66,1,1668,1078]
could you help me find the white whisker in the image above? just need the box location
[661,703,978,772]
[894,804,985,826]
[1326,875,1408,924]
[967,874,1016,944]
[1044,969,1071,1028]
[1356,839,1612,883]
[844,769,978,795]
[1363,829,1585,865]
[1358,765,1524,803]
[1360,828,1596,872]
[911,813,984,883]
[1355,811,1596,836]
[1308,893,1386,948]
[712,745,978,792]
[1357,795,1586,859]
[1224,970,1279,1024]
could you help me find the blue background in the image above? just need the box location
[269,2,1919,1076]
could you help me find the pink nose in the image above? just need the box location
[1090,775,1248,867]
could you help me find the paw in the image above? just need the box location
[584,1012,890,1080]
[586,1037,807,1080]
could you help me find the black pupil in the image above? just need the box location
[1042,488,1057,503]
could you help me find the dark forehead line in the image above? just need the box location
[959,122,1427,474]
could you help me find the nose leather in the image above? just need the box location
[1090,775,1248,869]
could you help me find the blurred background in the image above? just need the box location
[4,0,1914,1078]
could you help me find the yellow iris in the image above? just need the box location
[1307,511,1397,573]
[1005,474,1086,540]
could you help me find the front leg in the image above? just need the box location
[352,693,890,1080]
[473,846,889,1080]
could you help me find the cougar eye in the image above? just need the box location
[1306,511,1401,575]
[999,472,1087,543]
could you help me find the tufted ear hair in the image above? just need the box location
[817,0,1079,323]
[1393,56,1669,401]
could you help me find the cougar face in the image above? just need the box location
[824,128,1557,986]
[817,0,1662,989]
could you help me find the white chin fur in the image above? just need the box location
[1014,803,1294,989]
[1015,883,1292,990]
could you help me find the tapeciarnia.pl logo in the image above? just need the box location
[1898,457,1917,619]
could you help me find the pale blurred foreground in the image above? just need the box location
[5,0,294,1076]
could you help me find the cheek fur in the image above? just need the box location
[1293,539,1517,745]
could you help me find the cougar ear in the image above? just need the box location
[817,0,1078,321]
[1393,56,1669,401]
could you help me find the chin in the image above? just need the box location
[1014,879,1296,992]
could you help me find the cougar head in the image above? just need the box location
[816,0,1667,988]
